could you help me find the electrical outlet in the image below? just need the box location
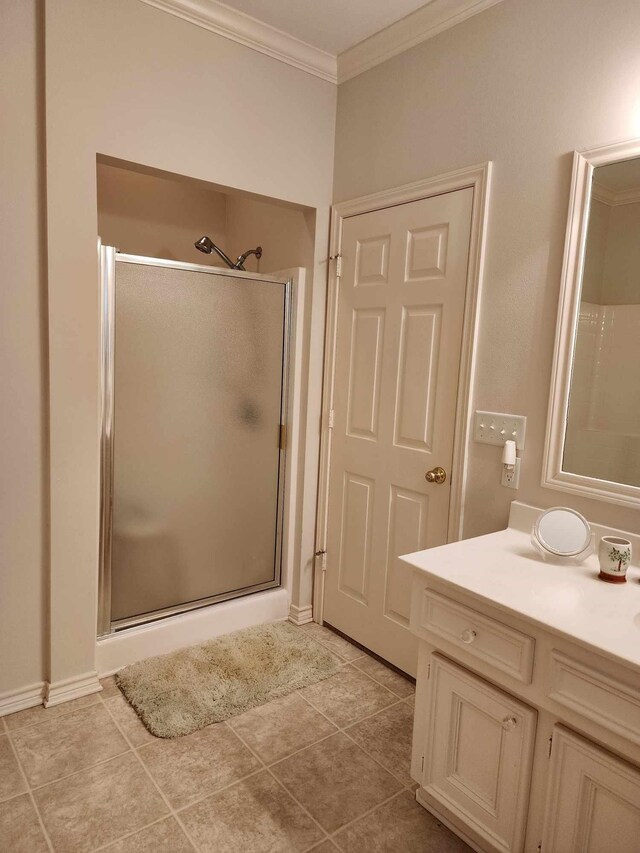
[501,457,521,489]
[474,411,526,450]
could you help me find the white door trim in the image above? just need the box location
[314,163,492,623]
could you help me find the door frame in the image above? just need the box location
[313,162,492,623]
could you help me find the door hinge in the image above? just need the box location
[328,408,335,430]
[548,735,553,758]
[427,663,431,680]
[537,843,542,853]
[421,755,425,773]
[330,254,342,277]
[279,423,287,450]
[315,549,327,572]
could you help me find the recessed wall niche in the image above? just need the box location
[96,155,315,273]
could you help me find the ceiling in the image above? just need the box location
[216,0,431,55]
[595,158,640,192]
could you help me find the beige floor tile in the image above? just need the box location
[229,692,337,764]
[138,722,260,809]
[4,693,101,731]
[102,817,194,852]
[105,694,157,747]
[333,790,472,852]
[12,702,129,788]
[352,655,415,699]
[310,842,339,852]
[272,732,401,833]
[34,752,168,853]
[405,694,415,710]
[180,769,324,853]
[299,666,396,728]
[300,624,364,662]
[0,735,26,802]
[100,676,122,699]
[345,702,414,786]
[0,793,48,853]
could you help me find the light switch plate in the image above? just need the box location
[474,411,526,450]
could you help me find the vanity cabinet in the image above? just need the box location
[409,578,640,853]
[541,726,640,852]
[419,655,536,853]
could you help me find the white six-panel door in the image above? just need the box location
[323,188,473,675]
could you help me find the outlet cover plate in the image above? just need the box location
[501,457,521,489]
[474,411,526,450]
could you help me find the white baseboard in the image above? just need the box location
[288,603,313,625]
[0,681,46,717]
[44,671,102,708]
[96,587,289,675]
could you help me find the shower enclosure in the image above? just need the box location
[98,246,291,635]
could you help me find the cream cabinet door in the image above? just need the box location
[420,655,536,853]
[542,726,640,853]
[323,188,473,675]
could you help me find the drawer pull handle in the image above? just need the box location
[461,629,477,644]
[502,716,518,731]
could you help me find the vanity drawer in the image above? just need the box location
[419,590,535,684]
[548,651,640,746]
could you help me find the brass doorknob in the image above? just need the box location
[425,466,447,485]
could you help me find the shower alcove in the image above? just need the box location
[94,157,317,671]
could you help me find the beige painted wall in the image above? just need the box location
[43,0,335,688]
[334,0,640,537]
[582,198,640,305]
[97,163,228,265]
[226,195,316,274]
[602,201,640,304]
[581,199,609,304]
[0,1,48,694]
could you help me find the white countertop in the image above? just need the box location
[400,502,640,671]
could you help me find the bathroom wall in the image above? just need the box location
[226,194,316,274]
[600,201,640,304]
[96,160,316,275]
[97,162,228,265]
[334,0,640,537]
[0,0,48,697]
[580,199,609,304]
[0,0,335,699]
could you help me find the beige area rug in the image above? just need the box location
[115,621,340,738]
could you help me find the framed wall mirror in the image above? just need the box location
[544,138,640,508]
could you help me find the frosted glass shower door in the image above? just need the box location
[104,253,289,629]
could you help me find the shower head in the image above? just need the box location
[194,236,237,269]
[194,235,214,254]
[194,236,263,271]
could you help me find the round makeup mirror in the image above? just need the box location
[532,507,592,558]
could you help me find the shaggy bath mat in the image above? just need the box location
[115,621,340,738]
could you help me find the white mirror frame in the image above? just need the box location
[543,137,640,509]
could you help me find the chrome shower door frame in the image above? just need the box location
[97,246,292,637]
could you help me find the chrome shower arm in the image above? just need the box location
[234,246,262,270]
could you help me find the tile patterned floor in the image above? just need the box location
[0,624,471,853]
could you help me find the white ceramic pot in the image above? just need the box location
[598,536,632,583]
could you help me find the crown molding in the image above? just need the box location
[338,0,505,83]
[140,0,505,87]
[139,0,337,83]
[592,181,640,206]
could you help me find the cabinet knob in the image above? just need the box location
[502,716,518,731]
[461,629,476,644]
